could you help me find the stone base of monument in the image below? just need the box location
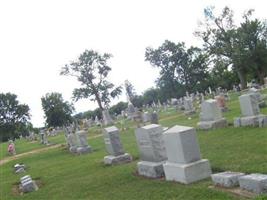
[184,110,196,115]
[163,159,211,184]
[239,174,267,194]
[104,153,132,165]
[197,118,227,130]
[211,172,245,188]
[69,146,77,153]
[137,161,165,178]
[76,146,92,154]
[234,115,267,127]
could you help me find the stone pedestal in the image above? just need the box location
[198,99,227,130]
[104,153,132,165]
[163,125,211,184]
[211,171,245,188]
[164,159,211,184]
[103,126,132,165]
[135,124,167,178]
[239,174,267,194]
[198,118,227,130]
[234,115,267,127]
[137,161,165,178]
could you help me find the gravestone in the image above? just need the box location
[197,99,227,130]
[163,125,211,184]
[76,130,92,154]
[184,98,195,115]
[67,132,78,153]
[20,175,38,193]
[215,95,228,112]
[14,163,26,174]
[142,112,151,123]
[234,93,267,127]
[239,174,267,194]
[127,103,136,120]
[150,111,159,124]
[135,124,167,178]
[103,126,132,165]
[211,171,245,188]
[102,110,113,126]
[247,88,266,108]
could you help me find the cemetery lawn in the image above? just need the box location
[0,89,267,200]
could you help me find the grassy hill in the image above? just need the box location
[0,89,267,200]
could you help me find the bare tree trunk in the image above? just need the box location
[237,70,247,90]
[256,69,265,85]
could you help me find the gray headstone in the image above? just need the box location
[102,110,113,126]
[150,112,159,124]
[211,171,245,188]
[239,173,267,194]
[163,125,201,164]
[135,124,167,162]
[103,126,124,156]
[200,99,222,121]
[239,94,260,117]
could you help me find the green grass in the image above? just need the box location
[0,88,267,200]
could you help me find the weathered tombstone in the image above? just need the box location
[14,163,26,174]
[103,126,132,165]
[239,174,267,194]
[171,98,178,106]
[132,110,143,128]
[150,111,159,124]
[163,125,211,184]
[102,110,113,126]
[234,93,267,127]
[197,99,227,130]
[76,130,92,154]
[215,95,228,112]
[184,98,195,115]
[20,175,38,193]
[264,77,267,86]
[67,132,78,153]
[211,171,245,188]
[135,124,167,178]
[127,103,136,120]
[142,112,151,124]
[247,88,266,108]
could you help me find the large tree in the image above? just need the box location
[196,7,267,88]
[41,92,74,127]
[60,50,122,114]
[145,40,208,97]
[0,93,30,142]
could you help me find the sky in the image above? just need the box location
[0,0,266,127]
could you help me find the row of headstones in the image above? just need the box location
[104,124,267,194]
[212,172,267,195]
[197,90,267,130]
[12,164,39,193]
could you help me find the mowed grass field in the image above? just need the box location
[0,89,267,200]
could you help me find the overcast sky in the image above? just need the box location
[0,0,266,127]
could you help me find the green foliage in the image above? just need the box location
[145,40,208,97]
[109,101,128,116]
[0,93,30,142]
[41,92,74,127]
[60,49,122,110]
[196,6,267,88]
